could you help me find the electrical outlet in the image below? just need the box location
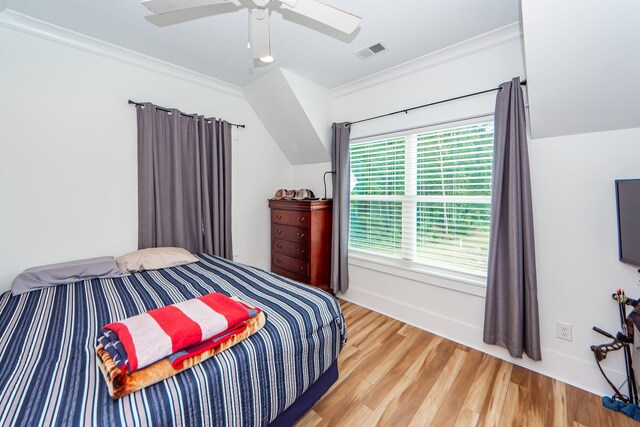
[557,321,572,341]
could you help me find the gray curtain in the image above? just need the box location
[483,78,541,361]
[137,103,232,258]
[330,122,351,294]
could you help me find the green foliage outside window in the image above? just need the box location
[349,122,493,275]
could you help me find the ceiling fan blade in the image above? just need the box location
[141,0,227,15]
[250,8,272,60]
[280,0,361,34]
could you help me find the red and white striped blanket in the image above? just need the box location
[101,293,261,372]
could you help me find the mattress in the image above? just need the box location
[0,254,346,426]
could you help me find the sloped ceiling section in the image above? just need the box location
[522,0,640,139]
[244,68,331,165]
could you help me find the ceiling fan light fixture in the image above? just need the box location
[141,0,362,68]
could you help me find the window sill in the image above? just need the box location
[348,251,487,298]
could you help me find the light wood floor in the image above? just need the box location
[295,300,638,427]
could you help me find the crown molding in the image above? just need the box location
[330,22,523,99]
[0,10,244,98]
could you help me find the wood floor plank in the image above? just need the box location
[477,360,514,427]
[566,384,593,426]
[372,319,405,344]
[548,379,568,427]
[362,327,427,386]
[461,354,500,414]
[312,333,408,419]
[403,335,447,380]
[361,331,435,409]
[430,348,484,427]
[344,311,383,344]
[295,300,632,427]
[522,369,549,427]
[385,338,457,427]
[454,407,480,427]
[295,409,323,427]
[332,334,389,385]
[362,371,416,426]
[498,382,526,427]
[313,378,374,425]
[398,323,421,337]
[407,348,469,426]
[510,365,532,388]
[324,403,372,427]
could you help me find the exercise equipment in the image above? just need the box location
[591,290,640,420]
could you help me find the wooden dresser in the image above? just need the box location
[269,199,333,293]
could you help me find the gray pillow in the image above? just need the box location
[11,256,123,296]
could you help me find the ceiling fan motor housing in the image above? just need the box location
[141,0,362,64]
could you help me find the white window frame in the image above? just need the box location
[347,116,494,296]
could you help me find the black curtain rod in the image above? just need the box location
[347,80,527,127]
[128,100,246,129]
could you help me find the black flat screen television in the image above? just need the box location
[616,179,640,267]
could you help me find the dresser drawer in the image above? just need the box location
[272,252,310,277]
[271,224,310,244]
[272,238,309,260]
[271,209,310,229]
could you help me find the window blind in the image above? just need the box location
[349,121,494,277]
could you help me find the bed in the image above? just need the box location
[0,254,346,426]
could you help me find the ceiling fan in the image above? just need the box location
[140,0,362,63]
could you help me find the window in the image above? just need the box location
[349,120,494,279]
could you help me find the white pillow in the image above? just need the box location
[115,247,198,273]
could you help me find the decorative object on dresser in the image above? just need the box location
[269,199,333,293]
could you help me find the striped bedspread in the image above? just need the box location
[0,254,346,426]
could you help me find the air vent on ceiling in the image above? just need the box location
[355,42,389,60]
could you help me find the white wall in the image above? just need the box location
[0,23,292,292]
[290,162,332,199]
[521,0,640,139]
[292,32,640,395]
[528,127,640,392]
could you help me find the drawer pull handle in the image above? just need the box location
[298,249,305,255]
[298,265,304,272]
[277,215,282,220]
[298,217,305,223]
[277,229,282,235]
[297,233,305,239]
[277,244,283,248]
[277,258,282,263]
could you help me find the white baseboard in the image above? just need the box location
[340,286,625,397]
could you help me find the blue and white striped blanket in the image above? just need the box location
[0,254,346,426]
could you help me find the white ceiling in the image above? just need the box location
[5,0,521,89]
